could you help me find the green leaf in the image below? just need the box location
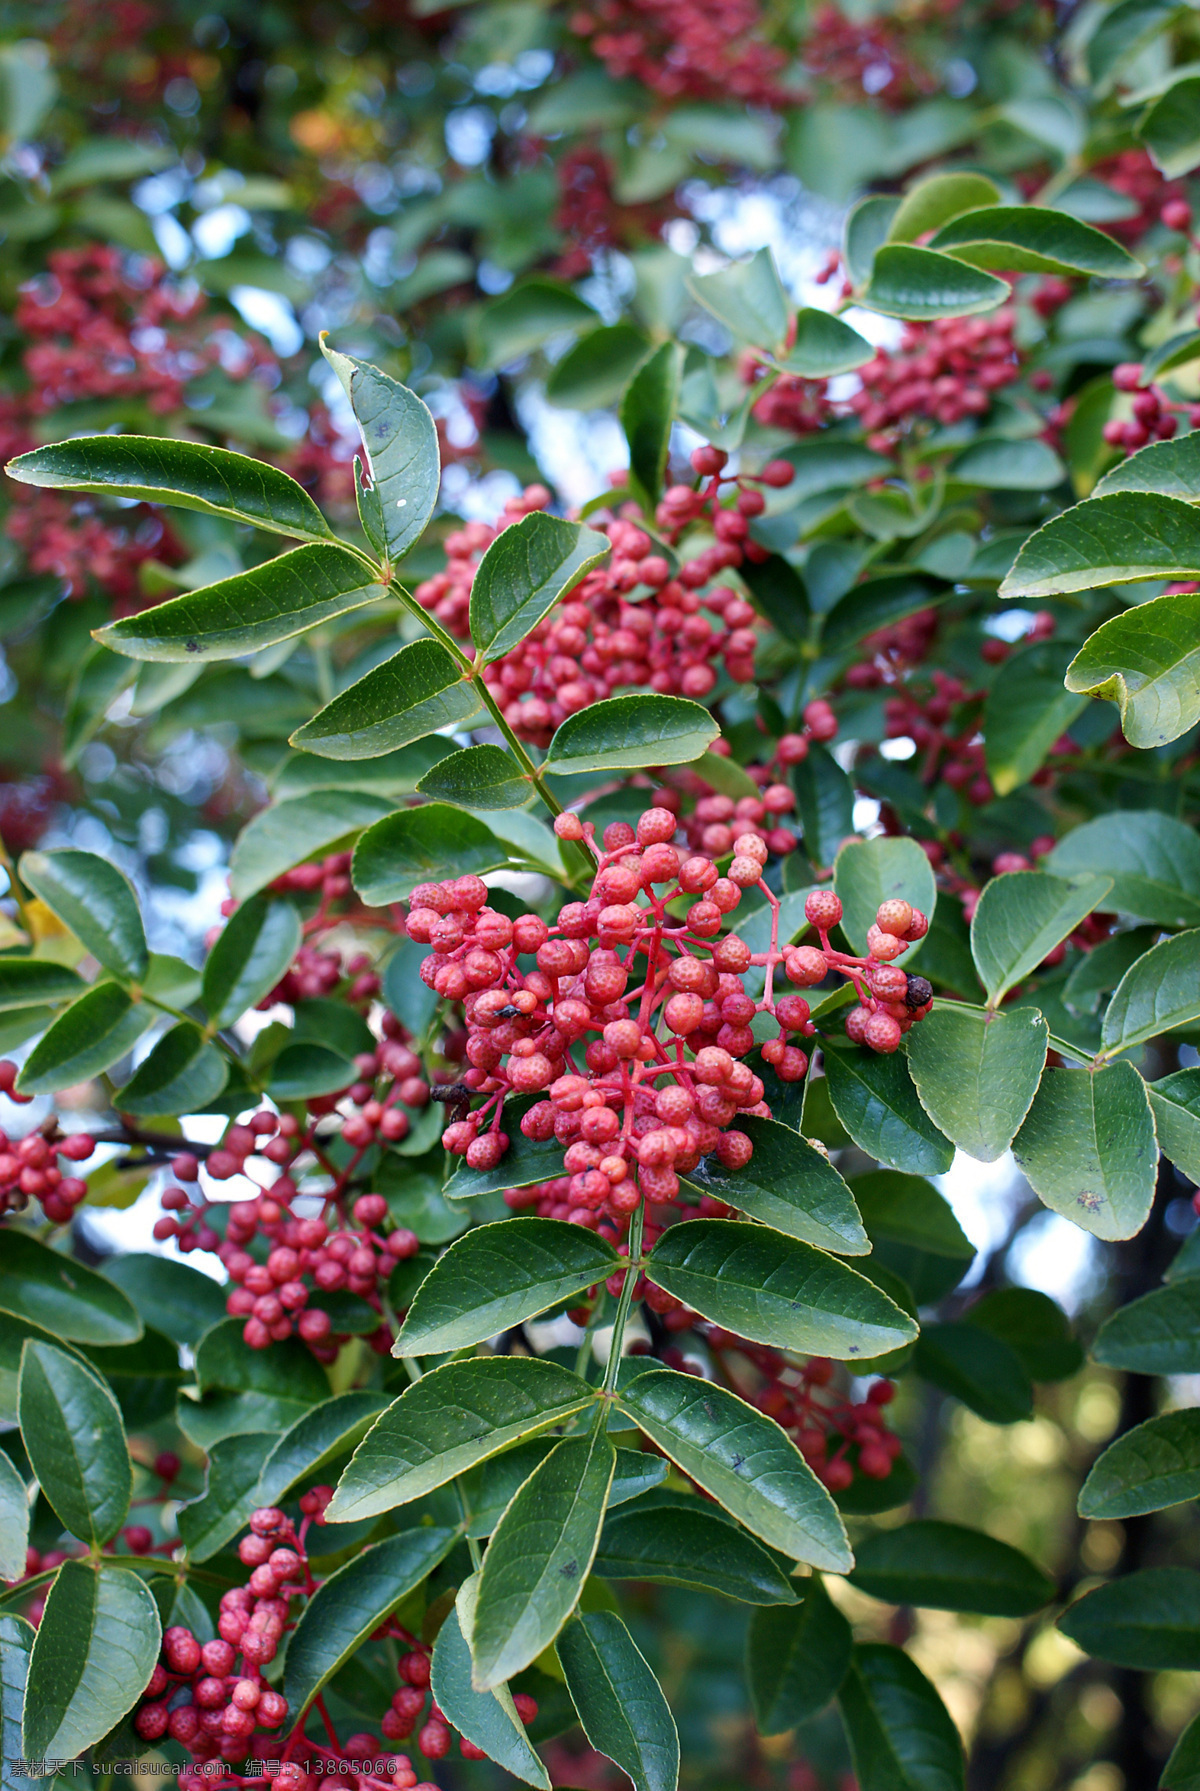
[462,1443,664,1539]
[230,790,393,901]
[1079,1409,1200,1519]
[1088,0,1186,85]
[1065,586,1200,749]
[202,893,301,1027]
[838,1643,965,1791]
[417,744,531,809]
[557,1611,680,1791]
[17,982,154,1095]
[679,1115,868,1255]
[746,1576,852,1734]
[352,803,508,906]
[1139,76,1200,176]
[861,245,1009,320]
[617,1368,851,1570]
[687,247,790,351]
[282,1528,458,1716]
[542,693,719,776]
[476,278,599,367]
[852,1171,975,1304]
[319,339,440,564]
[113,1021,228,1117]
[19,847,146,981]
[822,1043,955,1176]
[594,1499,798,1604]
[792,743,855,871]
[0,958,84,1012]
[1048,812,1200,928]
[442,1096,567,1200]
[176,1431,274,1561]
[0,1233,142,1346]
[646,1218,916,1361]
[431,1576,552,1789]
[1012,1060,1157,1240]
[96,543,384,663]
[1002,493,1200,599]
[844,195,901,287]
[6,434,335,544]
[833,835,937,958]
[1163,1709,1200,1791]
[471,1427,616,1688]
[737,553,809,643]
[470,511,609,664]
[848,1520,1053,1616]
[1095,429,1200,501]
[1102,930,1200,1054]
[257,1390,390,1510]
[62,644,136,769]
[905,1005,1048,1163]
[328,1356,598,1521]
[195,1316,330,1406]
[394,1218,619,1355]
[1059,1569,1200,1669]
[983,642,1087,794]
[1150,1068,1200,1180]
[0,1453,28,1581]
[950,437,1065,492]
[544,323,652,410]
[291,639,480,761]
[886,172,1003,242]
[930,205,1142,279]
[23,1561,161,1761]
[621,341,683,508]
[777,309,874,378]
[1093,1276,1200,1374]
[966,1287,1082,1382]
[102,1251,226,1347]
[17,1342,129,1546]
[820,573,945,657]
[0,1613,36,1791]
[912,1323,1034,1423]
[969,869,1113,1004]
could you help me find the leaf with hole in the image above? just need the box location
[22,1560,160,1762]
[320,339,440,563]
[558,1611,680,1791]
[352,803,509,906]
[1064,586,1200,749]
[679,1115,868,1255]
[542,693,719,776]
[96,544,384,662]
[746,1575,852,1734]
[905,1005,1047,1163]
[19,847,146,981]
[291,638,480,760]
[394,1218,619,1355]
[470,511,610,664]
[848,1520,1053,1615]
[1079,1409,1200,1519]
[416,744,530,809]
[861,245,1009,320]
[1012,1060,1157,1241]
[837,1643,965,1791]
[822,1043,955,1176]
[969,869,1112,1004]
[7,434,335,543]
[471,1427,615,1688]
[202,893,301,1027]
[282,1528,458,1717]
[646,1218,916,1360]
[328,1355,597,1520]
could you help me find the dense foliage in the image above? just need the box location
[12,3,1200,1788]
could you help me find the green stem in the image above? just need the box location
[0,832,33,935]
[573,1291,609,1380]
[603,1202,645,1397]
[456,1480,484,1572]
[313,636,335,707]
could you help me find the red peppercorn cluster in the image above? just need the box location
[800,889,932,1055]
[567,0,792,105]
[153,1107,422,1358]
[653,444,795,594]
[0,1086,96,1224]
[381,1643,537,1761]
[737,1346,904,1488]
[133,1506,303,1765]
[1088,148,1186,244]
[552,145,681,280]
[801,2,937,106]
[669,699,838,862]
[1103,358,1191,453]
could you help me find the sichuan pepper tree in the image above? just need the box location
[13,2,1200,1789]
